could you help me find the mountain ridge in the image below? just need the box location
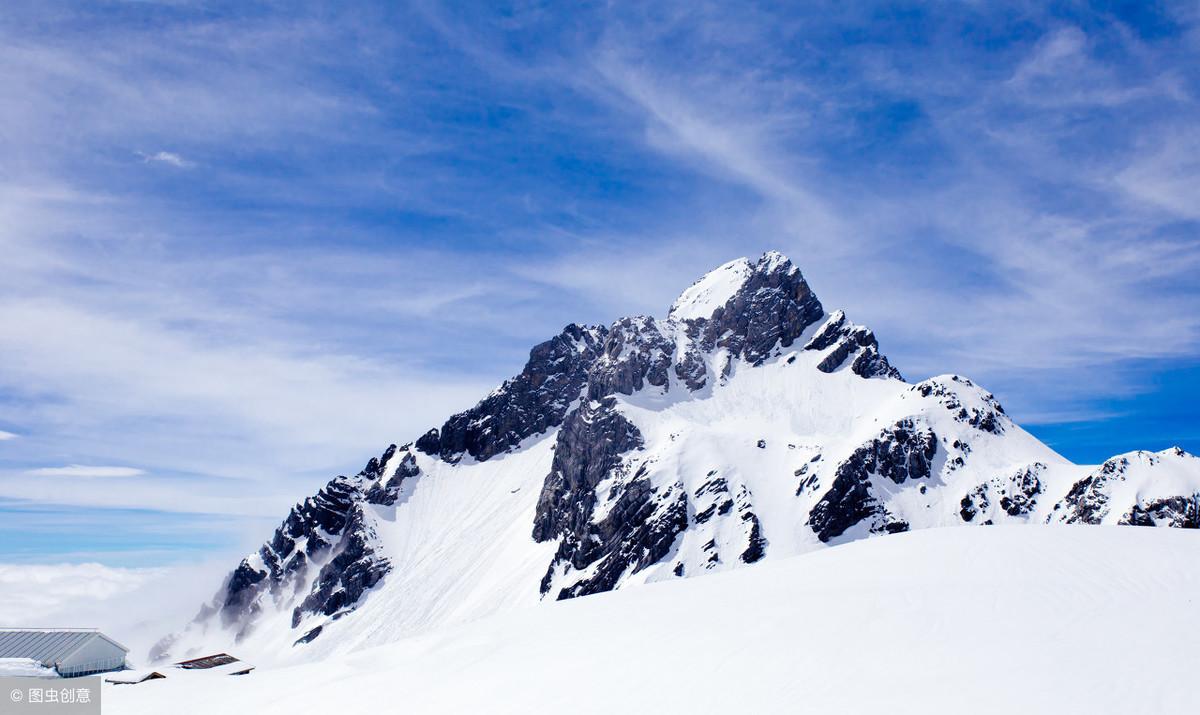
[155,250,1200,664]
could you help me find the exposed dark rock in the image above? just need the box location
[695,476,729,497]
[586,317,675,400]
[293,503,390,625]
[198,444,415,640]
[912,377,1007,435]
[674,346,708,391]
[364,452,420,506]
[808,419,938,542]
[531,398,691,599]
[740,513,767,563]
[960,487,988,523]
[293,626,323,646]
[692,252,826,366]
[961,464,1044,522]
[693,476,733,524]
[1055,451,1199,526]
[531,398,644,544]
[1121,495,1200,528]
[552,480,690,599]
[210,445,402,635]
[1055,456,1128,525]
[417,323,607,462]
[804,310,903,380]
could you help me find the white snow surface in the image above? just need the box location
[171,432,561,665]
[0,658,56,678]
[668,256,753,320]
[110,526,1200,714]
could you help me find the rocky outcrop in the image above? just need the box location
[416,323,607,462]
[960,463,1046,523]
[912,376,1008,435]
[191,444,416,643]
[804,310,902,379]
[1050,449,1199,526]
[808,419,938,542]
[692,251,825,365]
[531,398,690,599]
[293,503,389,628]
[1052,456,1128,525]
[531,398,645,544]
[586,317,675,400]
[1122,495,1200,528]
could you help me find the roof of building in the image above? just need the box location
[174,653,238,669]
[105,670,166,685]
[172,653,254,676]
[0,629,129,665]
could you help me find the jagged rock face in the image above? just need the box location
[808,419,938,542]
[214,471,363,634]
[531,398,692,599]
[1122,496,1200,528]
[693,252,825,365]
[586,317,674,400]
[804,310,902,380]
[960,463,1046,523]
[416,323,607,462]
[364,452,419,506]
[293,503,388,626]
[913,376,1006,434]
[190,443,415,646]
[532,398,645,544]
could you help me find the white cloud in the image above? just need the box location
[0,561,232,661]
[138,150,193,168]
[1115,131,1200,219]
[0,562,161,624]
[0,431,15,440]
[29,465,146,478]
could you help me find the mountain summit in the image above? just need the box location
[157,251,1200,664]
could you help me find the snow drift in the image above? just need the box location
[115,526,1200,714]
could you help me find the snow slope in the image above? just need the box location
[111,526,1200,715]
[668,256,754,320]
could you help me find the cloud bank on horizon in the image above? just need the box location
[0,1,1198,565]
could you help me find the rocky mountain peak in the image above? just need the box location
[667,251,810,326]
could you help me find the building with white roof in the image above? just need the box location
[0,628,128,677]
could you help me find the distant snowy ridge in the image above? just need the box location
[157,251,1200,665]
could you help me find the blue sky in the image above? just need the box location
[1,1,1198,566]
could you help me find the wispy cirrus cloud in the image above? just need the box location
[30,465,145,478]
[137,150,193,168]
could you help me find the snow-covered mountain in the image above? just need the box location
[156,251,1200,664]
